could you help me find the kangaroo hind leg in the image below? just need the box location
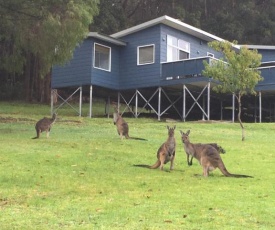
[170,153,175,170]
[203,166,210,177]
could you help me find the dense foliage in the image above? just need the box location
[1,0,274,102]
[0,0,99,101]
[91,0,275,45]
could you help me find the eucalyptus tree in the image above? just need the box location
[203,40,262,141]
[0,0,99,101]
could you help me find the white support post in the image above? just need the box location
[220,100,223,120]
[254,96,257,123]
[259,91,262,123]
[117,92,120,113]
[89,85,93,118]
[135,89,138,118]
[232,93,235,123]
[106,96,110,119]
[183,85,186,122]
[158,87,161,121]
[79,86,82,117]
[51,89,54,115]
[202,96,205,120]
[207,82,210,120]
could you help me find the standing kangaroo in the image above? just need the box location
[180,130,252,178]
[187,143,226,166]
[113,112,147,141]
[32,113,57,139]
[134,126,176,171]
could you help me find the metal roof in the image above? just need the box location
[88,32,127,46]
[111,15,225,42]
[242,45,275,50]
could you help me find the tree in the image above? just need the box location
[0,0,99,102]
[203,40,262,141]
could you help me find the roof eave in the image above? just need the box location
[240,45,275,50]
[110,15,225,43]
[88,32,127,46]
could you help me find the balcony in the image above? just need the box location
[161,57,211,86]
[161,57,275,91]
[256,66,275,91]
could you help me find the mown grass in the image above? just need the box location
[0,101,274,229]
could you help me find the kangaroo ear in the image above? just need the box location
[186,130,190,135]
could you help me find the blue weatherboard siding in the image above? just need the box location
[52,39,93,88]
[258,49,275,62]
[51,17,275,93]
[118,25,162,90]
[91,38,121,90]
[52,37,121,89]
[257,67,275,91]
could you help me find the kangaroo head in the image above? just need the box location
[180,130,190,143]
[167,125,176,137]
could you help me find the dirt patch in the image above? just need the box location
[0,116,18,123]
[0,116,35,123]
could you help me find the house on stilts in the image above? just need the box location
[51,15,275,122]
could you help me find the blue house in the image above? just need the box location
[52,15,275,122]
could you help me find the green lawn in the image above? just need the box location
[0,101,274,229]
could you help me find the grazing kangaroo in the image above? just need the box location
[134,126,176,171]
[113,112,147,141]
[32,113,57,139]
[187,143,226,166]
[180,130,253,178]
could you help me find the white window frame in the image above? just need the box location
[137,44,155,65]
[93,43,111,72]
[167,35,190,62]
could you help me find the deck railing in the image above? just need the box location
[161,58,275,88]
[161,57,211,81]
[259,66,275,83]
[256,66,275,90]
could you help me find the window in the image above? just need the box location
[167,35,190,62]
[94,43,111,71]
[137,44,155,65]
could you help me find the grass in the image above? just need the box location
[0,101,275,229]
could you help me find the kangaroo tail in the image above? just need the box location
[32,136,38,139]
[149,160,161,169]
[133,164,151,169]
[228,174,253,178]
[219,164,253,178]
[133,161,160,169]
[129,137,148,141]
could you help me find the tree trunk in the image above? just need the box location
[24,52,31,101]
[237,93,245,141]
[43,71,51,103]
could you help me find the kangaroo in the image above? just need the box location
[134,126,176,171]
[180,130,253,178]
[32,113,57,139]
[113,112,147,141]
[187,143,226,166]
